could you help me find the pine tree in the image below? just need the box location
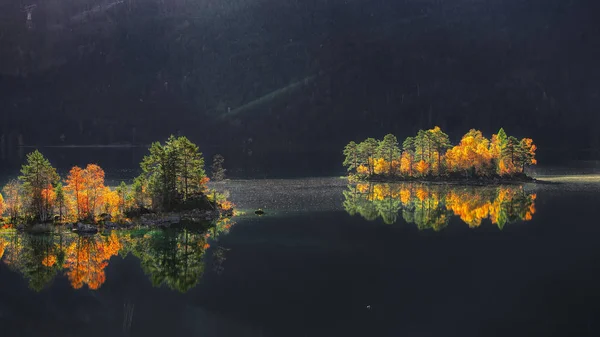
[138,136,207,210]
[358,138,379,176]
[428,126,451,174]
[116,182,129,214]
[19,150,59,222]
[211,154,226,181]
[377,134,401,175]
[55,182,66,221]
[343,141,360,173]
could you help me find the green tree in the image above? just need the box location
[173,136,206,200]
[358,138,379,176]
[211,154,226,181]
[132,176,147,209]
[504,136,520,169]
[428,127,451,174]
[19,150,59,222]
[55,183,66,222]
[377,134,401,175]
[116,182,129,214]
[342,141,360,174]
[138,136,207,210]
[414,130,433,171]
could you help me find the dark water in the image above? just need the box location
[2,178,600,337]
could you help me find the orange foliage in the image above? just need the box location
[219,200,234,211]
[445,130,492,175]
[0,193,4,217]
[65,166,87,220]
[0,238,7,260]
[400,152,413,176]
[65,164,124,221]
[63,232,121,290]
[415,160,429,176]
[42,254,57,267]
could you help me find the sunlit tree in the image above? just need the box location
[65,166,86,220]
[358,138,379,176]
[2,180,22,222]
[138,136,207,211]
[428,126,451,174]
[343,141,360,174]
[19,150,59,222]
[377,134,401,175]
[54,183,66,222]
[0,193,4,219]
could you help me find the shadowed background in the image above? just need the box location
[1,0,599,177]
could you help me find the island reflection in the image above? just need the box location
[0,218,234,292]
[343,183,536,229]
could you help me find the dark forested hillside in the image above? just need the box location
[1,0,599,175]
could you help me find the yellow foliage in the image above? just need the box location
[415,160,429,176]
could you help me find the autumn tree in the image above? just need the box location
[19,150,59,222]
[377,134,401,175]
[516,138,537,173]
[65,166,86,220]
[211,154,226,181]
[0,193,4,219]
[83,164,105,219]
[401,137,415,176]
[445,129,493,176]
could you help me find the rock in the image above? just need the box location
[105,221,119,229]
[77,223,98,234]
[255,209,265,215]
[99,213,112,222]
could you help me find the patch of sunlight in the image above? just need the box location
[537,175,600,183]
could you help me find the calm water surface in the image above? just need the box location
[1,177,600,337]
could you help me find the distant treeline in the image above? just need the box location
[0,136,231,225]
[343,127,537,180]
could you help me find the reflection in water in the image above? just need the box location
[0,218,235,292]
[343,183,536,229]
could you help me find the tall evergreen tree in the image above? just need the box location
[19,150,59,222]
[358,138,379,176]
[55,182,66,221]
[428,126,451,174]
[377,134,401,175]
[138,136,207,210]
[211,154,226,181]
[343,141,360,173]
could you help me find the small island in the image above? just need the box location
[343,127,537,183]
[0,135,233,232]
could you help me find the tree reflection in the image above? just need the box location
[343,183,536,229]
[0,217,235,292]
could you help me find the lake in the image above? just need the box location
[1,177,600,337]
